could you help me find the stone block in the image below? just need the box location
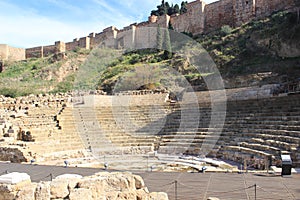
[69,188,92,200]
[149,192,169,200]
[0,172,30,185]
[133,175,145,189]
[50,179,69,199]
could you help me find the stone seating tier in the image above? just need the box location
[1,93,300,167]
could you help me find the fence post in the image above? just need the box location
[175,180,178,200]
[254,184,257,200]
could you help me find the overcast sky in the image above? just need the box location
[0,0,218,48]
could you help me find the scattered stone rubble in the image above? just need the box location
[0,172,168,200]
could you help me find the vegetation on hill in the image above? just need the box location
[196,11,300,87]
[0,49,89,97]
[95,49,200,94]
[151,0,188,16]
[0,11,299,97]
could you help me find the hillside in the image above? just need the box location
[197,10,300,88]
[0,49,90,97]
[0,10,299,97]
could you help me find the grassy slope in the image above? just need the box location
[0,50,89,97]
[1,11,299,97]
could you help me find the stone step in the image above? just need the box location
[239,142,282,155]
[250,138,298,151]
[223,145,275,158]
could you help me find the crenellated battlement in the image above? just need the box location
[0,0,295,61]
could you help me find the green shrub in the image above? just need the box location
[221,25,233,36]
[129,54,141,64]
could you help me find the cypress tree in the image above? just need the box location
[180,1,188,14]
[174,4,180,14]
[163,28,172,59]
[150,1,188,16]
[157,25,163,50]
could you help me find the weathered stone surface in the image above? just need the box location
[133,175,145,189]
[69,188,92,200]
[0,147,27,163]
[50,179,70,199]
[149,192,169,200]
[117,191,137,199]
[15,183,36,200]
[207,197,220,200]
[35,181,50,200]
[77,178,106,199]
[0,184,16,200]
[136,188,150,200]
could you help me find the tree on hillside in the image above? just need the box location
[157,25,163,50]
[151,0,185,16]
[180,1,188,14]
[174,4,180,14]
[163,28,172,59]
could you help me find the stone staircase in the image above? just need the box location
[21,106,86,161]
[93,105,165,155]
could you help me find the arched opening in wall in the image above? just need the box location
[246,1,249,5]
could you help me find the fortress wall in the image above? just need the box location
[117,25,137,49]
[204,0,235,32]
[8,46,25,61]
[43,44,56,57]
[149,15,158,23]
[171,0,206,35]
[156,14,171,28]
[66,37,90,51]
[233,0,256,26]
[102,26,118,49]
[90,32,106,48]
[0,45,25,61]
[0,44,8,60]
[90,28,119,49]
[79,37,90,49]
[65,41,76,51]
[55,41,66,53]
[135,24,158,50]
[26,41,66,59]
[26,46,43,59]
[7,0,296,61]
[255,0,295,18]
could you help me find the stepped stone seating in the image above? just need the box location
[53,93,169,157]
[0,93,87,163]
[156,93,300,168]
[0,89,300,169]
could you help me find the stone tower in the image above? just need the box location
[233,0,256,26]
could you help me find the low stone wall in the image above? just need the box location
[0,172,168,200]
